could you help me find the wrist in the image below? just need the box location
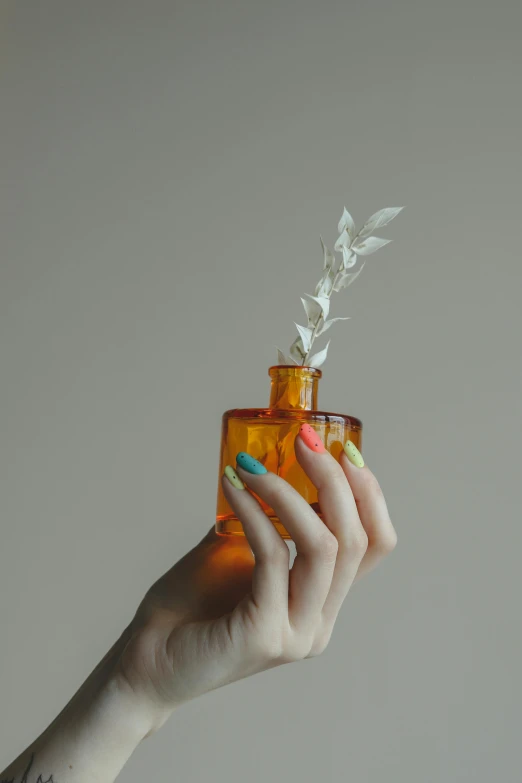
[103,661,175,741]
[29,630,172,783]
[32,678,148,783]
[77,625,173,742]
[1,627,175,783]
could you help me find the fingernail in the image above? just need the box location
[236,452,268,475]
[298,423,325,453]
[343,440,364,468]
[224,465,245,490]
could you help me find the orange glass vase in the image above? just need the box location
[215,365,362,539]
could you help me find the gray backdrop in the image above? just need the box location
[1,1,521,781]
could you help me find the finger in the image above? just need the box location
[221,467,289,614]
[339,445,397,579]
[235,452,336,631]
[294,426,368,626]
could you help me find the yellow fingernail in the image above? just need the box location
[224,465,245,490]
[343,440,364,468]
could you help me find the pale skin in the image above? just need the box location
[1,434,397,783]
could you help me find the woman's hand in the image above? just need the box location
[0,429,397,783]
[115,428,397,734]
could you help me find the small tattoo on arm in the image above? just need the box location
[1,755,54,783]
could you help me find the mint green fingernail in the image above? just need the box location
[236,452,267,475]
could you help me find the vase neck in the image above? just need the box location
[268,366,321,411]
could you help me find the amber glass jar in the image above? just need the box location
[215,366,362,539]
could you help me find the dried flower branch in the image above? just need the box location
[276,206,404,368]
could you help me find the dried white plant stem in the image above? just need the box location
[276,205,404,369]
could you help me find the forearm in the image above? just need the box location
[1,629,158,783]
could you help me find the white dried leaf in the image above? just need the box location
[295,323,313,352]
[333,260,366,292]
[314,278,326,297]
[276,347,290,365]
[308,340,331,369]
[282,203,402,370]
[358,207,404,239]
[301,296,320,326]
[353,236,391,255]
[304,294,330,320]
[317,317,350,336]
[289,336,306,363]
[315,280,326,298]
[342,246,357,269]
[314,267,335,297]
[334,229,350,251]
[320,236,335,270]
[337,207,356,238]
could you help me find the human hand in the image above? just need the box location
[114,426,397,735]
[0,428,397,783]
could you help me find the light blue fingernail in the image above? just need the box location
[236,452,268,475]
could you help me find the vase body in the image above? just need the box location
[215,366,362,539]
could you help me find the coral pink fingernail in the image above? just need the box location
[299,423,325,453]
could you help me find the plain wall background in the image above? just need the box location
[1,1,521,781]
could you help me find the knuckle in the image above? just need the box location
[265,637,285,662]
[373,526,398,556]
[256,534,290,563]
[349,528,369,557]
[282,638,313,663]
[267,541,291,566]
[306,637,330,659]
[305,625,334,659]
[256,629,285,662]
[322,533,340,562]
[310,529,339,563]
